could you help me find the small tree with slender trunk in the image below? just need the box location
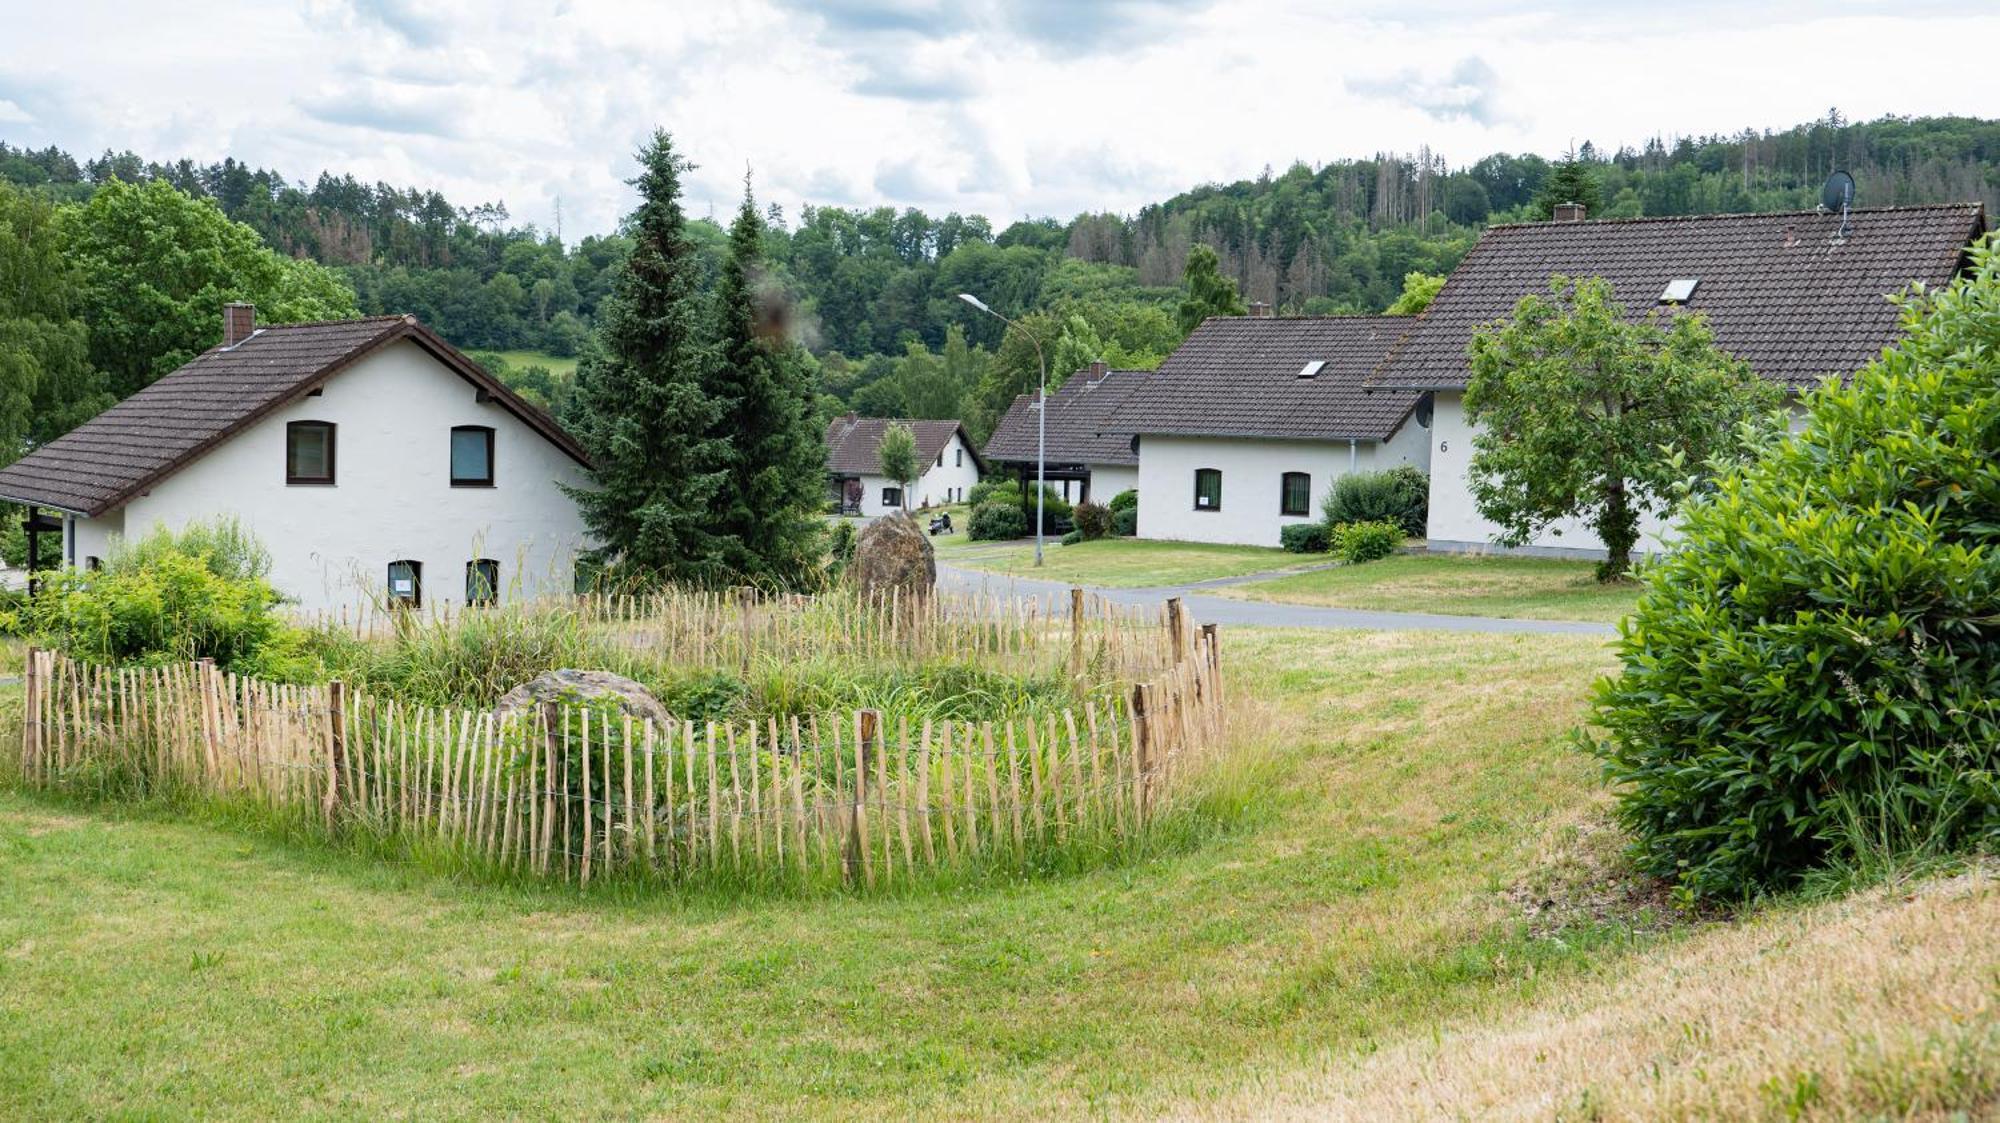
[1464,275,1780,580]
[876,423,918,512]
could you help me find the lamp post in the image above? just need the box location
[958,292,1047,567]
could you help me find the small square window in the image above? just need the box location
[387,559,423,608]
[1659,277,1700,304]
[1280,472,1311,516]
[451,426,494,486]
[882,486,903,508]
[466,559,499,606]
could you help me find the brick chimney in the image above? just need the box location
[1086,359,1109,380]
[223,302,255,347]
[1247,301,1274,318]
[1552,202,1587,223]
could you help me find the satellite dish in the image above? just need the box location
[1821,171,1855,214]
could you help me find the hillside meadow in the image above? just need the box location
[0,627,1993,1118]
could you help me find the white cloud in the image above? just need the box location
[0,0,1992,242]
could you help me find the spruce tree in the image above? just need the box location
[1533,148,1604,220]
[564,130,730,583]
[708,181,828,584]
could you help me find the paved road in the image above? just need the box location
[937,561,1617,636]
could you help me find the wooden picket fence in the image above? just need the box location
[12,610,1225,889]
[290,586,1184,681]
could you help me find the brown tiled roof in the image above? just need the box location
[1369,203,1986,391]
[0,315,588,517]
[983,367,1148,466]
[1116,316,1421,441]
[824,416,982,476]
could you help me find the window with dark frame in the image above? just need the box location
[1280,471,1311,516]
[882,486,903,508]
[387,559,422,608]
[450,425,495,486]
[1193,468,1222,511]
[286,420,336,484]
[955,448,963,467]
[466,558,499,606]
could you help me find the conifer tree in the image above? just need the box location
[1533,148,1605,220]
[708,181,827,584]
[564,130,730,583]
[1175,244,1248,334]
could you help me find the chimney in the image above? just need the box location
[1552,202,1587,223]
[1087,359,1109,380]
[223,302,256,347]
[1247,301,1274,318]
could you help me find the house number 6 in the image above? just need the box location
[1439,440,1449,452]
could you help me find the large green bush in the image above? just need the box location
[968,501,1028,541]
[12,519,312,676]
[1280,522,1329,554]
[1323,466,1428,537]
[1106,489,1137,514]
[1590,241,2000,899]
[1111,507,1137,537]
[1073,500,1110,540]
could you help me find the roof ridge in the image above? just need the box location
[1483,201,1983,232]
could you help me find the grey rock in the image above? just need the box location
[495,668,674,728]
[851,510,936,599]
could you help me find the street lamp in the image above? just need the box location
[958,292,1048,567]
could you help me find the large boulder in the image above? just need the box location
[495,669,674,728]
[852,510,936,600]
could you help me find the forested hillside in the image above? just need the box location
[2,110,1995,445]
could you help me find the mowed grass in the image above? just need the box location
[0,629,1642,1118]
[1223,552,1644,623]
[944,536,1305,587]
[488,349,580,378]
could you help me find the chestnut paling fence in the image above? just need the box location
[14,598,1226,888]
[290,586,1189,682]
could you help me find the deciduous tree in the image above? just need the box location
[1464,275,1780,579]
[1174,244,1247,334]
[877,423,917,512]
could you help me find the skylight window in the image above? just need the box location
[1295,360,1327,379]
[1659,277,1700,304]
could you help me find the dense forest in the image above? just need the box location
[2,110,1996,450]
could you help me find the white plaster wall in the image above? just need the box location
[1424,389,1676,558]
[89,338,592,610]
[1086,464,1137,504]
[66,508,125,567]
[914,431,981,508]
[1135,429,1425,547]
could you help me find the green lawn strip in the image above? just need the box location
[487,349,580,378]
[1218,553,1642,624]
[943,537,1309,588]
[0,629,1662,1118]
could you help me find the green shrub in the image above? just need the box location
[1111,507,1138,537]
[965,477,1006,507]
[1279,522,1329,553]
[1059,529,1084,546]
[1107,489,1137,514]
[826,519,857,575]
[1323,467,1428,538]
[1589,240,2000,899]
[1073,500,1110,540]
[968,501,1028,541]
[1330,520,1402,563]
[965,478,1071,525]
[19,520,303,674]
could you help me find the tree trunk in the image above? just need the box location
[1596,481,1639,581]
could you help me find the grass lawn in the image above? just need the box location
[942,536,1305,587]
[1221,552,1644,624]
[487,349,580,378]
[3,631,1993,1117]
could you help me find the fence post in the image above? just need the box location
[323,680,347,826]
[1165,597,1186,666]
[196,658,220,776]
[1069,587,1085,681]
[846,708,878,887]
[736,585,755,677]
[1129,683,1150,822]
[21,646,39,777]
[1201,623,1221,704]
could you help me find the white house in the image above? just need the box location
[0,305,594,611]
[1365,202,1987,558]
[825,415,983,517]
[982,362,1146,506]
[1117,314,1430,547]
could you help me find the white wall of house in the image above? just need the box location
[1086,464,1138,504]
[1424,389,1677,558]
[62,338,592,610]
[1136,422,1429,547]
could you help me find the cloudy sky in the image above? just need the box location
[3,1,1993,241]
